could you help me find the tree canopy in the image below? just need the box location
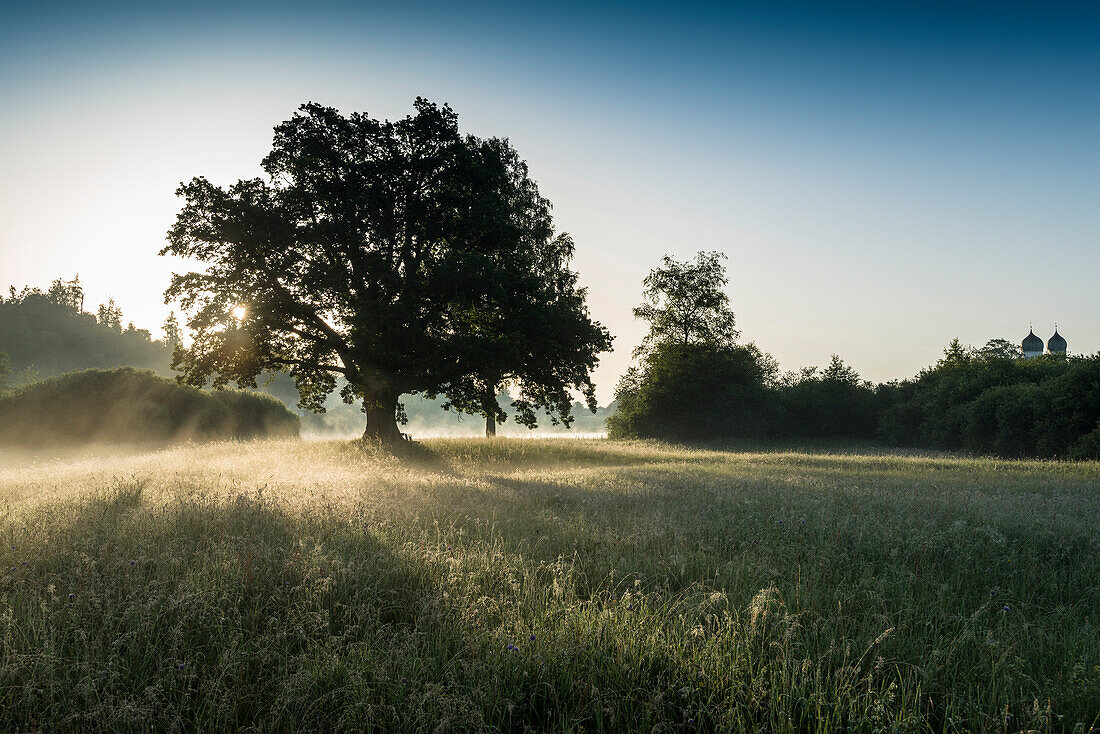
[610,251,775,440]
[632,250,738,356]
[163,98,610,441]
[0,280,170,379]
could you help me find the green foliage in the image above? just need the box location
[162,311,182,347]
[879,341,1100,458]
[96,298,123,332]
[632,250,738,356]
[0,284,171,378]
[608,342,773,440]
[776,355,880,439]
[164,99,609,441]
[424,231,612,434]
[0,440,1096,729]
[614,253,882,443]
[0,368,298,446]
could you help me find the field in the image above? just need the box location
[0,439,1097,731]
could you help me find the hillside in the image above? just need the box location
[0,289,171,379]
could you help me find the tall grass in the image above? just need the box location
[0,439,1097,731]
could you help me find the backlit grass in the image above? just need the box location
[0,439,1097,731]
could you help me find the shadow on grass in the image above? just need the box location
[0,483,702,732]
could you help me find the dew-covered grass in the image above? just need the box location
[0,438,1097,731]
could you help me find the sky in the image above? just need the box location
[2,1,1098,402]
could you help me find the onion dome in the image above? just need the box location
[1022,328,1043,355]
[1047,327,1067,354]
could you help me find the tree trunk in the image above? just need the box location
[484,383,498,438]
[361,393,402,444]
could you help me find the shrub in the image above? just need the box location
[776,357,880,439]
[608,343,772,441]
[880,347,1100,459]
[0,368,299,446]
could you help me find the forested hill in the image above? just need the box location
[0,284,172,379]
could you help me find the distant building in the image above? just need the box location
[1022,328,1044,358]
[1047,327,1067,355]
[1021,326,1067,358]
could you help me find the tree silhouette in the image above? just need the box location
[96,299,122,332]
[632,251,739,356]
[427,231,612,436]
[610,251,773,440]
[163,311,182,348]
[163,99,609,442]
[46,275,83,312]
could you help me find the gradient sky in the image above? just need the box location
[3,1,1098,402]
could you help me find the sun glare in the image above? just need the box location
[231,305,247,321]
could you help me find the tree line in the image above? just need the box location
[610,251,1100,459]
[7,98,1096,455]
[0,277,179,385]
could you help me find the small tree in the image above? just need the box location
[938,338,972,367]
[163,311,182,347]
[821,354,863,385]
[46,275,83,312]
[632,251,738,356]
[978,338,1023,360]
[610,251,774,440]
[96,299,123,332]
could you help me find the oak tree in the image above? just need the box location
[163,99,610,442]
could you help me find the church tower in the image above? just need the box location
[1022,327,1044,359]
[1047,326,1067,356]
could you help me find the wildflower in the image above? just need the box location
[68,593,75,602]
[1002,604,1010,612]
[401,677,408,683]
[129,560,136,567]
[989,589,996,596]
[177,662,186,671]
[530,634,536,641]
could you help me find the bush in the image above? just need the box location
[880,347,1100,459]
[608,343,772,441]
[775,357,880,439]
[0,368,299,446]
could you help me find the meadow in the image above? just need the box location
[0,438,1097,731]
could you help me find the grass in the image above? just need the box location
[0,438,1098,731]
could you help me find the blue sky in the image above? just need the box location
[2,1,1098,401]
